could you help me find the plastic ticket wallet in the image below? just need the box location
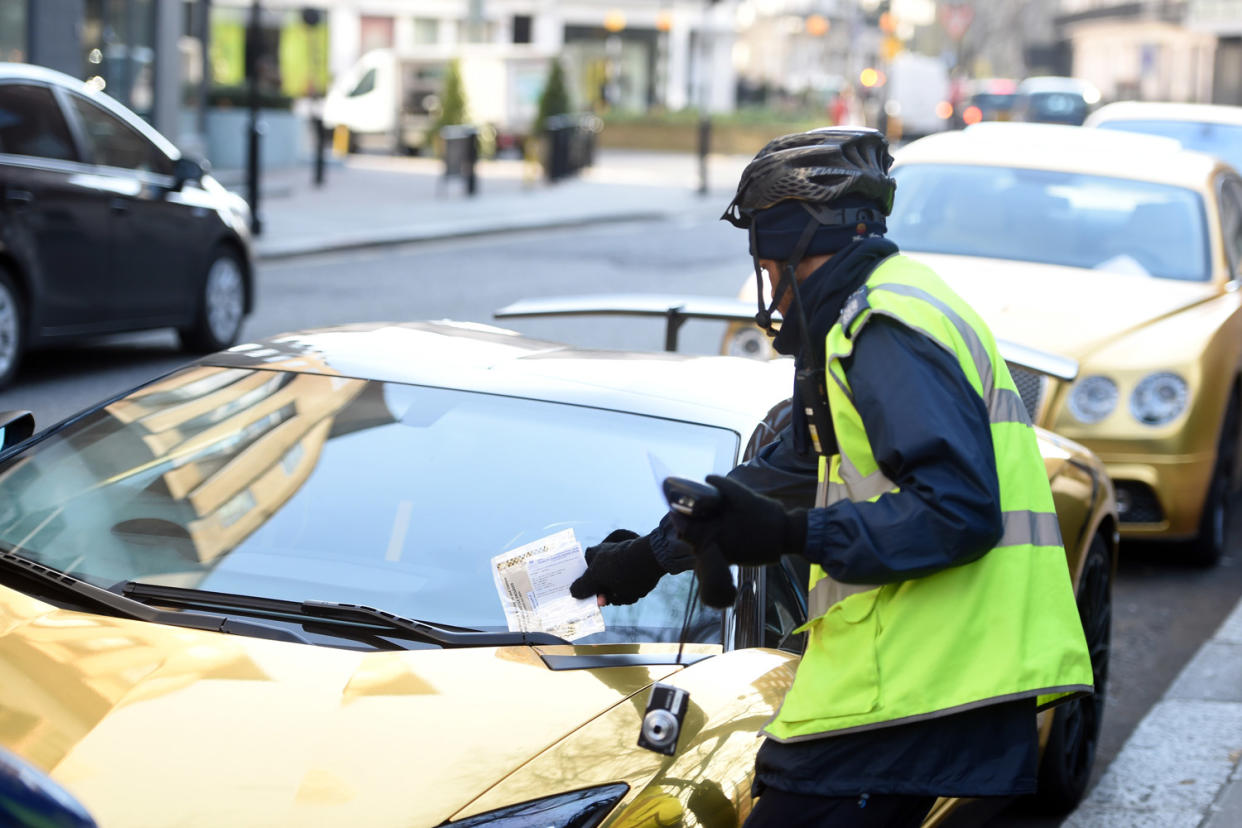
[490,529,605,641]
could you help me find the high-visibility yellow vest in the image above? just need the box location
[764,254,1094,743]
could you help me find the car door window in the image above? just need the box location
[0,83,77,161]
[763,559,807,654]
[1221,178,1242,279]
[349,68,376,97]
[66,94,172,175]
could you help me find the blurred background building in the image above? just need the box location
[4,0,1241,169]
[1056,0,1216,103]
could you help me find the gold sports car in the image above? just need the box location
[725,123,1242,564]
[0,320,1114,826]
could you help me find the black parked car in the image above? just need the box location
[0,63,253,388]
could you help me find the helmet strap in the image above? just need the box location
[785,216,836,458]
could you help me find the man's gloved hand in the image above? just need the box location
[673,475,808,568]
[569,529,666,606]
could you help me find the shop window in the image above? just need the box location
[360,15,394,54]
[0,0,26,62]
[513,15,532,45]
[413,18,438,46]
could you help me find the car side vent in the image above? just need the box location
[1007,364,1047,423]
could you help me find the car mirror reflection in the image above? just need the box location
[0,410,34,451]
[172,156,207,191]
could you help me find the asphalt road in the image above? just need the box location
[2,216,1241,826]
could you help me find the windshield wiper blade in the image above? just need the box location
[121,582,570,648]
[0,549,309,645]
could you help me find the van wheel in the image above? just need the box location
[0,267,25,390]
[1032,533,1111,814]
[178,247,246,353]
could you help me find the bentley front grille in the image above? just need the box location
[1007,364,1048,423]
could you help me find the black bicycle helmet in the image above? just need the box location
[722,127,896,228]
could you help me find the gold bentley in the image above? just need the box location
[0,319,1114,826]
[724,123,1242,565]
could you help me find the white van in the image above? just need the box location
[323,47,551,154]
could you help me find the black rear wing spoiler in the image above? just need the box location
[494,293,1079,383]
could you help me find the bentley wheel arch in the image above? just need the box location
[1187,384,1240,566]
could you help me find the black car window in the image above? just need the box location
[0,83,77,161]
[349,67,376,97]
[763,559,807,654]
[66,94,172,176]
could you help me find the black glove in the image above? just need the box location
[673,475,808,568]
[569,529,666,606]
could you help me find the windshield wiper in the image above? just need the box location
[0,548,309,645]
[121,582,571,648]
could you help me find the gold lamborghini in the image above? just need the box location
[0,320,1114,826]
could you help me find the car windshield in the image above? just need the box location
[0,367,739,644]
[888,163,1211,281]
[1095,119,1242,174]
[971,93,1016,112]
[1025,91,1087,123]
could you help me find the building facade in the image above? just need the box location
[1057,0,1217,103]
[210,0,738,114]
[1188,0,1242,104]
[2,0,212,152]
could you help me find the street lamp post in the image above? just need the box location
[244,0,263,235]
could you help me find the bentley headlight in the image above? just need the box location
[725,326,773,360]
[448,784,628,828]
[1068,376,1119,424]
[1130,372,1189,425]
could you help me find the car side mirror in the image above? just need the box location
[0,410,34,451]
[172,156,207,191]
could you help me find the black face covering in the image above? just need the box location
[770,236,900,456]
[771,236,899,358]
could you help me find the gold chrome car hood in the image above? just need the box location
[907,252,1219,359]
[0,590,689,827]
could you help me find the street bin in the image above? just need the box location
[440,124,479,196]
[543,115,603,183]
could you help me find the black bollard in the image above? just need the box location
[313,115,326,187]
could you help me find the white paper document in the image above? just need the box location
[490,528,605,641]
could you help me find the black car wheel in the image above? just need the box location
[178,246,246,353]
[0,267,25,390]
[1033,532,1111,814]
[1187,394,1238,567]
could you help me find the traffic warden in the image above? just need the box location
[570,128,1095,827]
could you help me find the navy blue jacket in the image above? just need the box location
[647,253,1038,798]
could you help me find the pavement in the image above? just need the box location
[215,150,751,261]
[1064,595,1242,827]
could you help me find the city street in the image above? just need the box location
[3,215,1241,826]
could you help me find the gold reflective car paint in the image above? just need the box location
[0,421,1114,827]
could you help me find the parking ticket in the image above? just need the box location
[490,528,605,641]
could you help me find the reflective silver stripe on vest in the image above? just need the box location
[866,283,1033,428]
[805,511,1061,618]
[869,282,995,399]
[990,387,1031,425]
[807,576,881,618]
[840,454,897,502]
[999,510,1063,548]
